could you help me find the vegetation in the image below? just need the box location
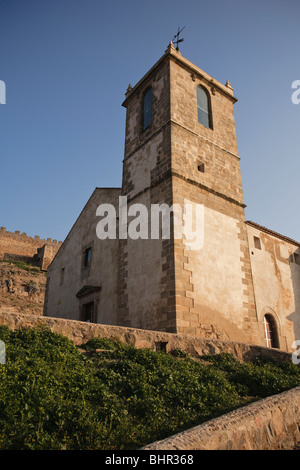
[0,259,42,274]
[0,326,300,450]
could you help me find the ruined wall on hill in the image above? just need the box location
[0,227,62,270]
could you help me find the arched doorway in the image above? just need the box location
[263,314,279,348]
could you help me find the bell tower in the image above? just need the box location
[119,43,259,344]
[119,43,175,333]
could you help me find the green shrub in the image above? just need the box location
[0,328,299,450]
[0,259,40,272]
[203,353,300,397]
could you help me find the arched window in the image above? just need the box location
[197,86,212,129]
[143,88,152,131]
[263,314,279,348]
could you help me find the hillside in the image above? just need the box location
[0,326,300,450]
[0,260,47,316]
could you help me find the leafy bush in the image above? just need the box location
[0,328,299,450]
[203,353,300,397]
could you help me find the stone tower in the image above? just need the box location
[119,43,259,344]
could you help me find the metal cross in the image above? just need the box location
[172,26,185,51]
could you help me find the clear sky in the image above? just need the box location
[0,0,299,242]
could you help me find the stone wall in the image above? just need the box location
[119,44,258,342]
[0,227,62,270]
[0,310,292,363]
[120,50,175,333]
[167,47,258,344]
[142,386,300,450]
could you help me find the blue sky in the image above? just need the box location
[0,0,299,242]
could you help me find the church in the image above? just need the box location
[44,42,300,352]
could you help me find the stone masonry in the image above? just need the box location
[0,227,62,270]
[142,386,300,450]
[119,42,259,343]
[0,310,292,361]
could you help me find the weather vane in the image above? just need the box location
[172,26,185,51]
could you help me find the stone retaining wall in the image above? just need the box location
[0,310,292,364]
[142,386,300,450]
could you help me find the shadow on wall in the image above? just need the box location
[287,247,300,346]
[2,253,33,265]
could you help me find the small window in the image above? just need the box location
[197,163,205,173]
[254,236,261,250]
[143,88,152,131]
[294,253,300,265]
[60,267,65,286]
[263,314,279,348]
[197,86,212,129]
[83,247,92,268]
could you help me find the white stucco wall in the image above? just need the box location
[46,188,120,325]
[247,223,300,350]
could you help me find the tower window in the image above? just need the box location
[254,236,261,250]
[83,247,92,268]
[197,86,212,129]
[263,314,279,348]
[143,87,152,131]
